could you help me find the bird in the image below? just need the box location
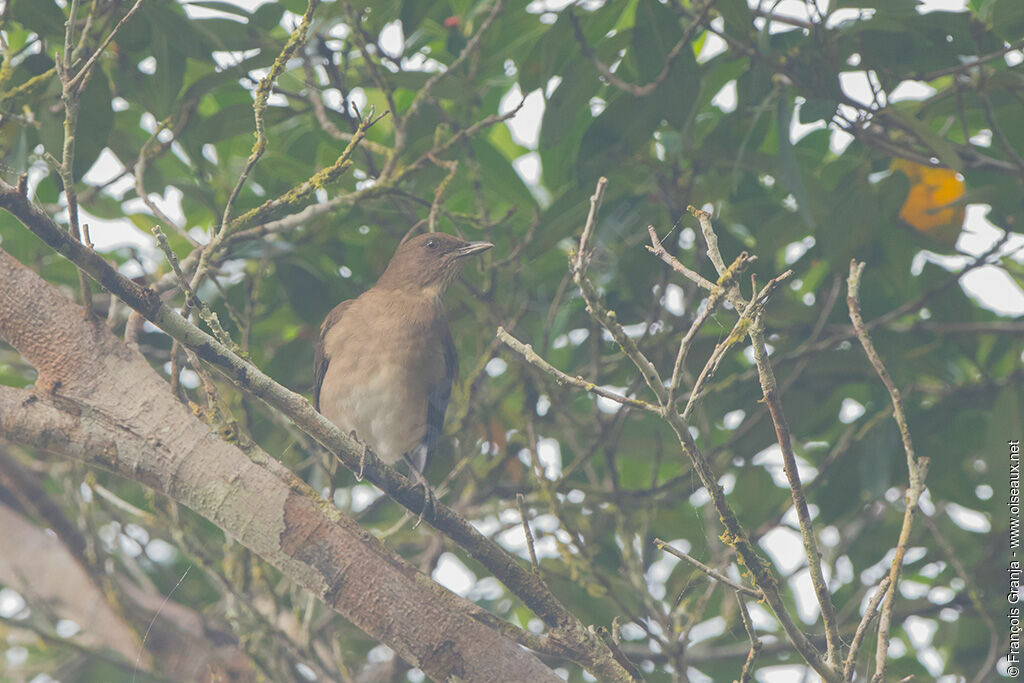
[313,232,493,523]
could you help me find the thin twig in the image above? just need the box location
[654,539,762,598]
[54,0,96,319]
[842,576,892,680]
[681,268,790,420]
[735,592,763,683]
[67,0,145,94]
[684,205,841,663]
[219,0,320,233]
[847,260,930,683]
[575,176,608,274]
[389,0,504,177]
[646,224,717,291]
[133,110,198,245]
[565,179,834,679]
[749,312,841,664]
[151,225,236,350]
[427,155,458,231]
[497,327,659,412]
[667,249,755,407]
[517,493,539,573]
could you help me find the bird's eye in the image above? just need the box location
[425,239,438,250]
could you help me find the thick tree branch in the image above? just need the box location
[0,180,637,682]
[0,249,559,681]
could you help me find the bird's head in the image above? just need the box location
[376,233,493,294]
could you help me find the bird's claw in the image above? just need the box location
[410,472,436,530]
[357,442,370,481]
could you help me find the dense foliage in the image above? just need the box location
[0,0,1021,680]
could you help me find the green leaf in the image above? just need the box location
[775,95,815,229]
[9,0,65,37]
[539,57,593,147]
[799,98,837,124]
[252,3,285,30]
[400,0,441,34]
[576,92,661,184]
[630,0,699,127]
[73,72,114,180]
[991,0,1024,40]
[885,107,963,171]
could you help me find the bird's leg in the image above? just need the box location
[348,430,374,481]
[358,442,372,481]
[403,456,436,529]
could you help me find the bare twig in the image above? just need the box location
[388,0,505,177]
[151,226,235,350]
[646,225,717,291]
[653,539,761,598]
[681,268,790,420]
[567,180,835,680]
[497,327,659,412]
[517,493,539,573]
[427,155,458,231]
[227,108,385,233]
[66,0,145,94]
[133,109,198,245]
[842,576,892,680]
[749,312,841,664]
[575,176,609,274]
[224,0,318,226]
[847,260,930,683]
[678,205,843,663]
[735,592,763,683]
[916,39,1024,81]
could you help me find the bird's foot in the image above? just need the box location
[409,468,436,530]
[349,431,372,482]
[358,442,372,481]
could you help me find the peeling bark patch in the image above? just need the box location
[280,493,342,600]
[420,640,466,680]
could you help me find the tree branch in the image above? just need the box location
[847,260,930,683]
[0,178,638,683]
[0,249,560,681]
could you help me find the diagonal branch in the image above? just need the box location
[567,179,839,681]
[683,206,841,664]
[0,179,639,683]
[0,249,563,682]
[847,260,930,683]
[497,327,660,413]
[653,539,762,598]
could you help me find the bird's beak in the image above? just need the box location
[454,241,494,257]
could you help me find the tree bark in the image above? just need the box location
[0,247,559,682]
[0,499,144,662]
[0,499,257,680]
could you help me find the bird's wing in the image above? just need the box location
[413,322,458,473]
[314,299,353,412]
